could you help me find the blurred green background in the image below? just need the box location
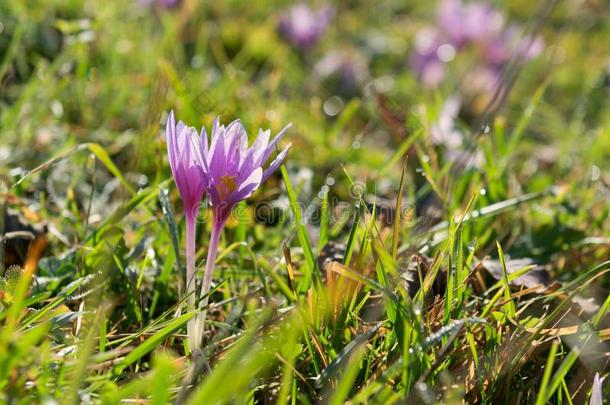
[1,0,609,402]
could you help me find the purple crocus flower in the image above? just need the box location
[279,3,333,49]
[202,120,292,227]
[165,112,291,349]
[194,119,291,336]
[409,28,448,87]
[165,111,208,350]
[315,50,369,96]
[166,111,207,221]
[430,95,463,149]
[438,0,504,47]
[413,0,543,89]
[139,0,181,8]
[430,96,485,168]
[437,0,468,47]
[463,65,501,94]
[484,25,544,65]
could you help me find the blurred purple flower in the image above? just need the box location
[438,0,504,47]
[431,95,463,148]
[139,0,181,9]
[279,3,333,48]
[485,25,544,65]
[411,0,543,88]
[430,96,485,168]
[409,28,448,87]
[463,65,502,94]
[315,50,369,95]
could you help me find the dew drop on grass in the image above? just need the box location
[190,54,205,69]
[591,165,601,181]
[137,174,148,187]
[50,100,63,118]
[323,96,344,116]
[468,240,477,252]
[318,185,329,199]
[479,188,487,195]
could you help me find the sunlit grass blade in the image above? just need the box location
[280,166,317,289]
[540,347,580,404]
[535,339,559,405]
[343,202,362,267]
[315,322,382,389]
[318,189,329,255]
[496,241,516,318]
[391,162,406,259]
[328,347,366,405]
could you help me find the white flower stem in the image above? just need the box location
[194,218,223,347]
[185,214,200,351]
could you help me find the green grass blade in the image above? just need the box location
[496,241,516,318]
[280,166,316,288]
[86,143,135,195]
[535,340,559,405]
[114,311,196,374]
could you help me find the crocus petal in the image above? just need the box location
[235,129,265,180]
[208,186,222,208]
[279,3,333,48]
[200,126,209,162]
[250,129,272,166]
[197,116,290,221]
[223,120,242,153]
[207,117,222,161]
[231,167,263,204]
[165,111,209,217]
[437,0,467,46]
[199,127,211,177]
[224,120,246,175]
[166,111,178,176]
[185,126,202,168]
[262,144,291,182]
[176,121,187,155]
[590,373,604,405]
[261,124,292,165]
[209,126,227,179]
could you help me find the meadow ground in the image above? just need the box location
[0,0,609,403]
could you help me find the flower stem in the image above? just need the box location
[185,213,199,350]
[194,218,223,344]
